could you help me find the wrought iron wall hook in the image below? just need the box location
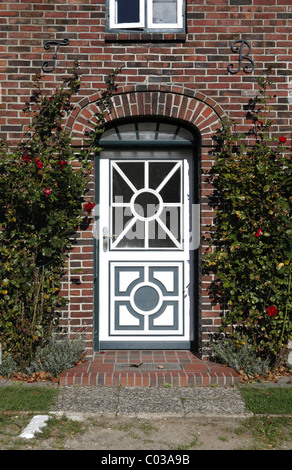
[42,38,70,73]
[228,39,255,75]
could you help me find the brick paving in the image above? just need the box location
[59,350,240,387]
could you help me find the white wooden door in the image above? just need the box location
[98,146,193,349]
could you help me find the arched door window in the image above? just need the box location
[100,120,195,146]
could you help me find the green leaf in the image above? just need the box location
[42,247,53,257]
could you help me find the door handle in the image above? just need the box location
[102,227,116,251]
[103,234,116,239]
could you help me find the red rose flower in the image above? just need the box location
[84,202,95,213]
[22,154,31,163]
[255,229,263,237]
[267,306,278,317]
[34,158,44,169]
[57,160,68,170]
[279,136,287,144]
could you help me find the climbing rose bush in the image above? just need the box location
[0,66,120,368]
[204,76,291,370]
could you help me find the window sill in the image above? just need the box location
[104,32,187,43]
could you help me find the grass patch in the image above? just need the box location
[237,416,292,450]
[239,386,292,415]
[176,436,199,450]
[0,412,35,450]
[0,386,85,450]
[36,414,86,449]
[237,386,292,449]
[0,412,86,450]
[0,384,59,412]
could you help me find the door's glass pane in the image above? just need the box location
[117,162,144,191]
[148,162,176,191]
[100,127,119,141]
[133,191,161,219]
[110,157,184,250]
[175,127,194,141]
[158,166,181,203]
[152,0,177,24]
[116,0,140,24]
[148,220,177,248]
[113,168,135,202]
[100,123,194,144]
[136,122,157,140]
[116,123,137,140]
[115,220,145,248]
[155,123,178,140]
[112,206,133,239]
[158,206,181,243]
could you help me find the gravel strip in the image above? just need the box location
[51,385,252,418]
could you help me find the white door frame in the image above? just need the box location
[93,120,199,351]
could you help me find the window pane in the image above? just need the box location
[113,167,135,202]
[148,220,178,248]
[115,218,145,248]
[158,166,181,203]
[152,0,177,24]
[148,162,177,190]
[117,162,145,190]
[117,0,140,24]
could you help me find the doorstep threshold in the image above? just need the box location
[114,363,183,371]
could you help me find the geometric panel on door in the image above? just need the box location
[111,160,183,250]
[109,262,184,336]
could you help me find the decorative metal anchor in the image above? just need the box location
[228,39,255,74]
[42,38,70,73]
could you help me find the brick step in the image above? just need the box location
[59,350,240,387]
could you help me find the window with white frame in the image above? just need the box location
[108,0,185,32]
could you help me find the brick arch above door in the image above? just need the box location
[66,85,225,147]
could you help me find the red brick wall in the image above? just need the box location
[1,0,291,358]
